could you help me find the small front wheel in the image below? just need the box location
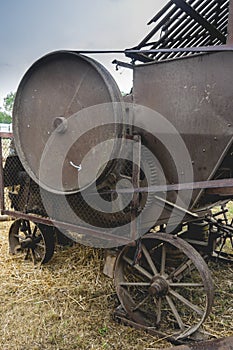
[9,219,55,264]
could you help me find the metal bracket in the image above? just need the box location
[130,134,142,242]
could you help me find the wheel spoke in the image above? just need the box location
[166,295,185,330]
[119,282,150,286]
[167,258,193,281]
[34,247,44,259]
[30,249,36,264]
[24,248,30,260]
[123,255,153,279]
[141,244,158,275]
[133,294,150,312]
[169,289,204,316]
[218,237,227,254]
[169,283,203,287]
[160,244,166,275]
[32,225,38,237]
[230,236,233,248]
[26,221,32,236]
[14,234,25,241]
[156,297,162,324]
[36,243,45,249]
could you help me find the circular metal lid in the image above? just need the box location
[13,51,124,194]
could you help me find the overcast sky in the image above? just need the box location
[0,0,167,108]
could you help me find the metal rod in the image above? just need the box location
[74,45,233,55]
[136,2,185,49]
[130,135,141,241]
[98,178,233,195]
[147,1,174,25]
[2,210,133,246]
[133,0,203,53]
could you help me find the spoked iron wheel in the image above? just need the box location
[114,232,214,340]
[9,219,55,264]
[213,230,233,261]
[211,206,233,261]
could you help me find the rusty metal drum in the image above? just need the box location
[13,51,124,194]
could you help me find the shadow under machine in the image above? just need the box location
[1,0,233,343]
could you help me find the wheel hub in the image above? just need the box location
[149,276,169,297]
[20,236,41,250]
[20,237,34,249]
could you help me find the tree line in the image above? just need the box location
[0,92,15,124]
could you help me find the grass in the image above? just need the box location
[0,212,232,350]
[0,220,171,350]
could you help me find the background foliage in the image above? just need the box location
[0,92,15,123]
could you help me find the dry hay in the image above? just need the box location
[0,219,232,350]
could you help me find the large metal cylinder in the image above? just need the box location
[13,51,124,194]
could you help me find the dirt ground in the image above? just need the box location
[0,219,232,350]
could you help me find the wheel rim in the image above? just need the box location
[114,232,214,340]
[212,208,233,261]
[9,219,50,264]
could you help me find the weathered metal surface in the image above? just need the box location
[130,135,141,242]
[133,51,233,210]
[13,51,124,194]
[206,187,233,195]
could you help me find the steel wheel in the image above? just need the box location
[211,206,233,261]
[114,232,214,340]
[9,219,55,264]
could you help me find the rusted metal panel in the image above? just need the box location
[133,51,233,208]
[206,187,233,195]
